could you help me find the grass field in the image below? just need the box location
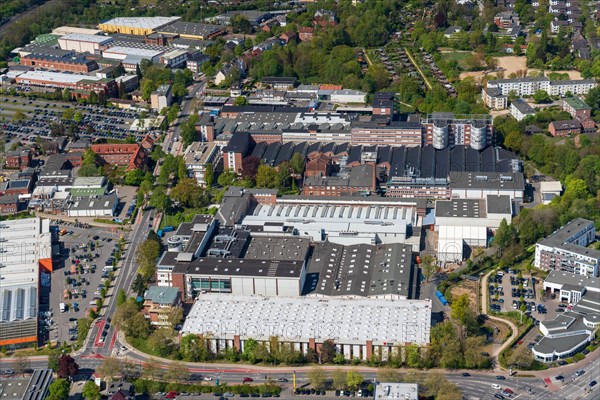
[439,50,473,68]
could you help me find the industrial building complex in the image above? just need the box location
[0,218,52,347]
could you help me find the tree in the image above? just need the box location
[48,351,60,372]
[125,169,145,186]
[166,306,183,330]
[320,340,336,363]
[217,170,238,187]
[421,255,438,283]
[82,381,101,400]
[205,163,214,187]
[148,328,174,356]
[57,355,79,379]
[139,59,154,77]
[47,379,71,400]
[308,367,327,389]
[255,164,279,188]
[73,111,83,123]
[332,369,346,390]
[532,90,551,103]
[116,288,127,306]
[508,344,535,369]
[450,294,478,334]
[586,86,600,110]
[233,96,248,106]
[14,352,30,374]
[180,334,213,362]
[242,156,261,182]
[494,218,517,250]
[12,111,26,122]
[290,153,305,176]
[345,370,364,390]
[149,185,171,212]
[136,238,162,279]
[164,360,190,384]
[96,357,122,383]
[62,88,71,102]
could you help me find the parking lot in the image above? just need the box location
[40,223,124,346]
[1,94,150,141]
[488,270,541,315]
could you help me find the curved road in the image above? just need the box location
[480,269,518,368]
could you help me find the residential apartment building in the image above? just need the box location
[142,286,182,327]
[183,142,220,186]
[422,113,492,150]
[548,120,582,137]
[534,218,600,277]
[150,84,172,112]
[510,99,536,121]
[486,77,597,97]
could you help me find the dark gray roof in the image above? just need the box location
[533,332,591,356]
[172,256,304,278]
[223,132,253,154]
[159,21,222,37]
[244,237,310,261]
[305,242,416,298]
[511,99,535,114]
[435,198,484,218]
[486,195,512,215]
[449,171,525,191]
[539,219,600,259]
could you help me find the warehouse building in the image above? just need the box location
[53,26,103,36]
[305,242,418,299]
[14,70,117,98]
[99,17,182,36]
[65,193,119,217]
[181,294,432,360]
[0,218,52,347]
[241,199,420,248]
[20,53,99,73]
[58,33,114,53]
[543,270,600,304]
[157,21,224,40]
[534,218,599,277]
[0,369,53,400]
[434,195,513,262]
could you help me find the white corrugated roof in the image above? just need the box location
[182,294,431,345]
[100,16,181,30]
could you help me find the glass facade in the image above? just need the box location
[191,277,232,295]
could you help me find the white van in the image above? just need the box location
[59,303,66,313]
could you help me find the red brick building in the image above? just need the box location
[298,27,314,41]
[548,120,582,137]
[305,154,331,178]
[0,195,19,214]
[20,54,98,73]
[90,143,147,171]
[5,149,32,170]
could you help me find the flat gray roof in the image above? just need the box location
[435,198,484,218]
[306,242,416,298]
[486,194,512,215]
[449,171,525,190]
[144,286,180,305]
[545,270,600,291]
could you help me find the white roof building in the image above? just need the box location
[52,26,104,36]
[374,383,418,400]
[242,202,418,247]
[0,218,52,346]
[15,70,102,85]
[181,293,431,360]
[102,46,164,62]
[99,17,181,31]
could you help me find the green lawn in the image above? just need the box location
[439,51,473,68]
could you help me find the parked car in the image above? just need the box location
[243,377,253,383]
[495,376,506,380]
[166,391,179,399]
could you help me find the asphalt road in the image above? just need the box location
[163,79,206,155]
